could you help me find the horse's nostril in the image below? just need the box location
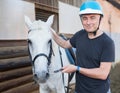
[46,73,49,78]
[34,74,38,79]
[34,74,37,77]
[42,71,49,78]
[33,74,38,82]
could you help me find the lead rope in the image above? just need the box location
[59,46,73,93]
[66,73,71,93]
[58,46,67,93]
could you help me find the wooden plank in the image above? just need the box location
[0,66,32,82]
[0,46,28,59]
[0,56,31,71]
[1,82,39,93]
[0,75,33,92]
[0,40,27,47]
[30,90,39,93]
[35,2,58,13]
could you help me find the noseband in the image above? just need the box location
[31,40,53,66]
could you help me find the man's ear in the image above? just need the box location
[24,15,32,29]
[46,15,54,27]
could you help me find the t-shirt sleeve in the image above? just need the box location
[70,32,79,48]
[100,39,115,62]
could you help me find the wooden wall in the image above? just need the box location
[0,40,39,93]
[25,0,83,8]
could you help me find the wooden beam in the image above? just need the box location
[0,56,31,71]
[0,66,32,82]
[0,75,33,92]
[35,2,58,13]
[1,82,38,93]
[0,40,27,47]
[0,46,28,59]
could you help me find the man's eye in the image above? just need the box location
[91,16,96,20]
[82,17,87,21]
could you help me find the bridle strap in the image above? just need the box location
[28,28,42,33]
[28,40,53,67]
[32,53,50,65]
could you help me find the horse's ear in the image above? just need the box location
[46,15,54,27]
[24,15,32,29]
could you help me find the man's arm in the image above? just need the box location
[51,28,72,48]
[80,62,112,80]
[62,62,112,80]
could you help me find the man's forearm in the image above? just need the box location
[51,29,72,48]
[52,32,68,48]
[79,62,112,80]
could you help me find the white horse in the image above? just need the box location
[25,15,75,93]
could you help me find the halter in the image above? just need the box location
[31,42,53,67]
[28,29,54,72]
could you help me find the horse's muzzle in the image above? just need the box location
[33,71,49,83]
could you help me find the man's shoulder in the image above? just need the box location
[103,33,114,43]
[79,29,85,33]
[75,29,86,36]
[101,33,114,47]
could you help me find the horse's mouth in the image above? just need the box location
[33,76,46,83]
[33,73,49,83]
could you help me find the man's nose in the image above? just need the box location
[86,19,91,24]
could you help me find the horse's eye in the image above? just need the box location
[48,40,51,44]
[28,39,32,44]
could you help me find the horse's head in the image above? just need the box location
[25,15,54,83]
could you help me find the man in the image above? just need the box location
[51,0,115,93]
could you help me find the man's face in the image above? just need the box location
[81,14,101,33]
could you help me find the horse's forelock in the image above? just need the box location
[29,20,51,41]
[32,20,49,32]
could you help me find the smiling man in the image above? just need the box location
[51,0,115,93]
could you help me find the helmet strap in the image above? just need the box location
[92,27,99,36]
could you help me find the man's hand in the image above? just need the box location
[50,28,56,34]
[62,64,77,73]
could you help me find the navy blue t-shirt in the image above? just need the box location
[70,30,115,93]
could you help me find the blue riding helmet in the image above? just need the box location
[79,0,103,16]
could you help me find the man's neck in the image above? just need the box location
[88,30,103,39]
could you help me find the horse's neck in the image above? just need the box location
[50,40,61,68]
[49,40,70,71]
